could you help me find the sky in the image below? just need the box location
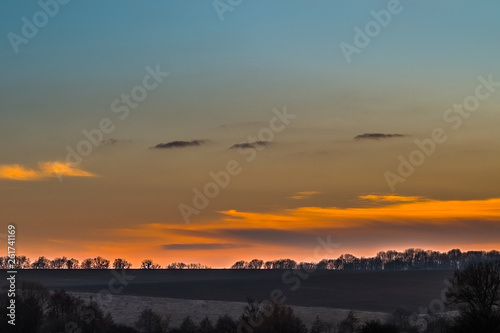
[1,0,500,268]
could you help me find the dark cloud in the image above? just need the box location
[162,243,248,250]
[354,133,407,141]
[152,140,207,149]
[229,141,269,149]
[99,138,132,146]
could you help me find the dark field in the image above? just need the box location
[2,269,454,312]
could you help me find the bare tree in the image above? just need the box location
[31,256,51,269]
[167,262,186,269]
[248,259,264,269]
[66,258,79,269]
[338,311,359,333]
[81,258,94,269]
[1,280,50,332]
[93,256,110,269]
[446,260,500,332]
[113,258,132,269]
[141,259,161,269]
[135,308,169,333]
[50,257,67,269]
[231,260,247,269]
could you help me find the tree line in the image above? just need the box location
[1,260,500,332]
[0,256,210,270]
[231,248,500,270]
[1,248,499,270]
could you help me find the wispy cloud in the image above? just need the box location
[359,194,423,202]
[100,138,132,146]
[220,197,500,227]
[152,140,207,149]
[162,243,248,250]
[0,164,40,181]
[112,197,500,264]
[0,162,95,181]
[229,141,269,149]
[289,191,321,200]
[354,133,407,140]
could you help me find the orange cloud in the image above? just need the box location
[0,164,41,181]
[289,191,322,200]
[0,161,95,181]
[39,161,95,178]
[29,197,500,268]
[359,194,423,202]
[220,197,500,228]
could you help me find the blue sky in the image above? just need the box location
[1,1,500,266]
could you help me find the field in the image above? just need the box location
[3,269,455,328]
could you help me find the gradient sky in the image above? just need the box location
[1,1,500,267]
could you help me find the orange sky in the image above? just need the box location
[11,195,500,268]
[2,1,500,269]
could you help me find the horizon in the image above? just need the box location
[2,1,500,269]
[6,246,500,270]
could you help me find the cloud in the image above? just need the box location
[359,194,423,202]
[289,191,321,200]
[111,197,500,265]
[99,138,131,146]
[0,164,41,181]
[220,197,500,227]
[354,133,407,140]
[39,161,95,178]
[230,141,269,149]
[0,162,95,181]
[162,243,248,250]
[152,140,207,149]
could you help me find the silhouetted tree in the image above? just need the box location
[135,308,169,333]
[66,258,80,269]
[113,258,132,269]
[298,261,317,270]
[167,262,187,269]
[45,289,83,332]
[186,263,210,269]
[446,260,500,332]
[338,311,359,333]
[50,256,67,269]
[198,316,214,333]
[93,256,110,269]
[231,260,248,269]
[179,316,197,333]
[214,314,237,333]
[31,256,51,269]
[141,259,161,269]
[0,280,50,332]
[240,298,307,333]
[81,258,94,269]
[272,259,297,269]
[248,259,264,269]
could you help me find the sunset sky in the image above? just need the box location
[1,1,500,268]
